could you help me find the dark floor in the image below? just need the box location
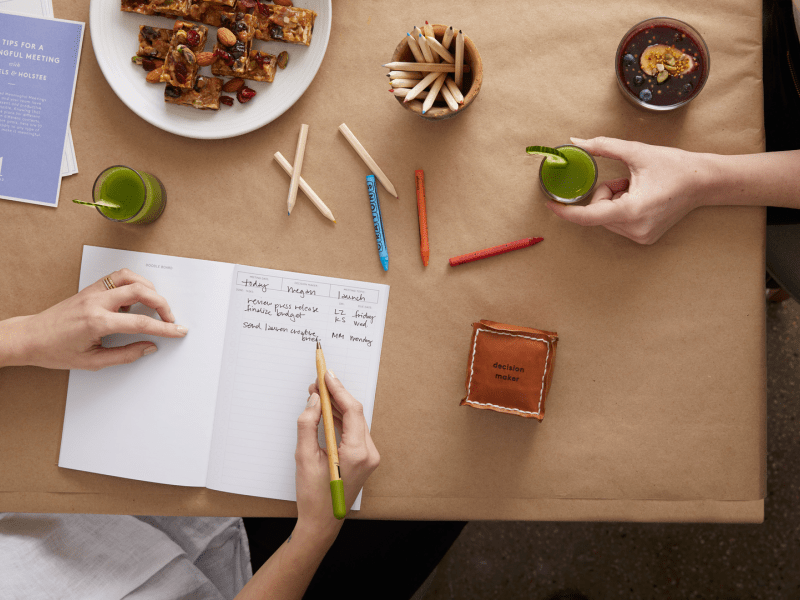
[427,299,800,600]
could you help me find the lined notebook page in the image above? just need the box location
[59,247,232,486]
[206,265,389,506]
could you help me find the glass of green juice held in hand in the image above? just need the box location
[528,145,598,203]
[92,166,167,224]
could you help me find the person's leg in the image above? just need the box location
[244,518,466,600]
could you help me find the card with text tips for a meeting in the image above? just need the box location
[461,320,558,421]
[0,11,84,207]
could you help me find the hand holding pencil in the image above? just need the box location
[295,366,380,526]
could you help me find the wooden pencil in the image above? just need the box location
[445,76,464,103]
[425,35,455,63]
[287,124,308,216]
[417,33,434,63]
[406,32,425,62]
[422,73,447,114]
[442,25,455,50]
[273,151,336,223]
[440,82,459,111]
[338,123,398,198]
[387,70,423,79]
[383,61,470,73]
[455,30,465,88]
[422,21,438,62]
[390,88,429,99]
[404,71,440,102]
[390,78,423,89]
[449,237,544,266]
[315,342,346,520]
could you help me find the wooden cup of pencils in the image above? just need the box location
[387,24,483,120]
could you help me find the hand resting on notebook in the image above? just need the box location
[547,137,800,245]
[237,371,380,599]
[0,268,188,370]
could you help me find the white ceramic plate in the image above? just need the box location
[90,0,331,139]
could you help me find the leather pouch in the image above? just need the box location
[460,320,558,421]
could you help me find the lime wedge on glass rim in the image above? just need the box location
[526,145,568,167]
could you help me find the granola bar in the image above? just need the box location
[165,76,222,110]
[211,13,254,76]
[153,0,192,17]
[251,4,316,46]
[160,22,208,88]
[121,0,158,15]
[188,2,235,27]
[137,25,173,59]
[213,49,277,82]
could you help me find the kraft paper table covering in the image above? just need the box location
[0,0,766,521]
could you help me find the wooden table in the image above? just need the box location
[0,0,766,522]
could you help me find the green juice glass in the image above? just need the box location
[93,166,167,224]
[538,145,598,204]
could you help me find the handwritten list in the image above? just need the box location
[206,266,389,506]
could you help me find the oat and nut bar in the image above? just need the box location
[121,0,159,15]
[137,25,173,59]
[165,76,222,110]
[211,13,254,76]
[160,22,208,88]
[251,5,316,46]
[212,49,277,82]
[189,2,235,27]
[153,0,192,17]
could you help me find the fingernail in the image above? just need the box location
[306,394,319,408]
[176,325,188,335]
[327,370,336,379]
[570,137,586,144]
[143,346,157,356]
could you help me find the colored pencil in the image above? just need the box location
[415,170,429,266]
[287,124,308,215]
[406,32,425,63]
[449,237,544,266]
[442,25,455,50]
[338,123,398,198]
[425,35,455,63]
[390,88,429,99]
[404,71,439,102]
[387,70,423,79]
[383,62,470,73]
[273,152,336,223]
[455,30,464,88]
[417,33,434,63]
[422,72,447,114]
[440,82,459,111]
[366,175,389,271]
[445,76,464,103]
[315,342,346,520]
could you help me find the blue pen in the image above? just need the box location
[366,175,389,271]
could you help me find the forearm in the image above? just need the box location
[236,521,341,600]
[696,149,800,209]
[0,316,32,368]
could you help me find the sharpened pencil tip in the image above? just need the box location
[316,341,321,349]
[333,220,337,223]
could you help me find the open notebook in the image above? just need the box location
[59,246,389,509]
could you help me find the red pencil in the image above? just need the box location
[449,236,544,266]
[415,170,429,266]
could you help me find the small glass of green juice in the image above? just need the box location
[92,166,167,224]
[538,145,598,204]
